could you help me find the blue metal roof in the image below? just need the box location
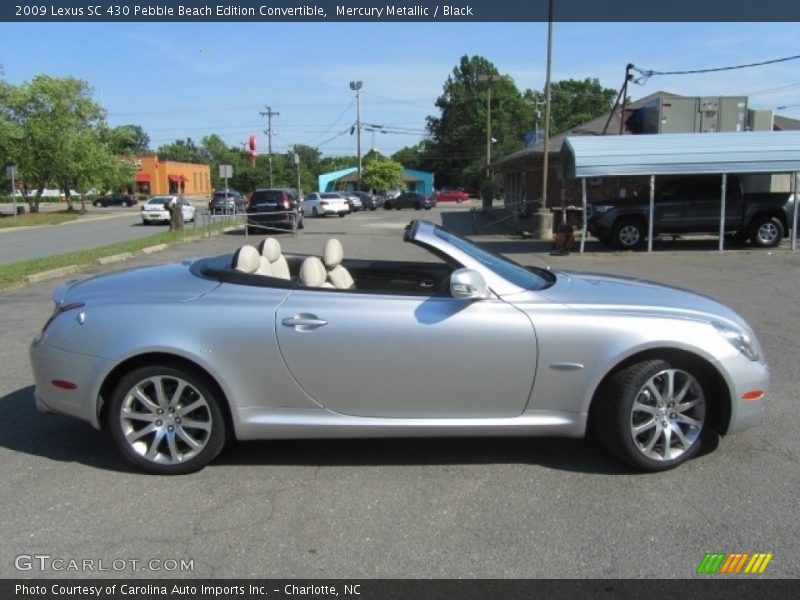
[560,131,800,179]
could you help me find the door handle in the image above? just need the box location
[281,314,328,330]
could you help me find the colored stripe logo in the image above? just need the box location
[697,552,773,574]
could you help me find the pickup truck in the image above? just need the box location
[587,175,796,249]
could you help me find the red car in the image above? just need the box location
[434,188,470,203]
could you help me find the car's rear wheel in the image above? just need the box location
[749,215,784,248]
[108,365,227,475]
[312,207,320,217]
[592,359,708,472]
[383,201,392,210]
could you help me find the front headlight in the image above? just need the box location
[712,321,760,361]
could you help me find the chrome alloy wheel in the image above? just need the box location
[119,375,213,465]
[629,368,706,462]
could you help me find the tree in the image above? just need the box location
[546,78,617,135]
[361,157,404,193]
[3,75,109,212]
[156,138,206,163]
[106,124,150,155]
[425,55,533,192]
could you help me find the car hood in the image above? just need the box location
[54,260,220,306]
[538,270,747,327]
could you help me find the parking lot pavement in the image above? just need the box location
[1,207,799,579]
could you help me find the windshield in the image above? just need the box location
[432,226,552,290]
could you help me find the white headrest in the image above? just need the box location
[232,245,261,274]
[323,238,344,268]
[299,256,327,287]
[259,237,282,262]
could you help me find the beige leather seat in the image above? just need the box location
[232,245,264,274]
[258,237,291,279]
[299,256,334,288]
[323,238,355,289]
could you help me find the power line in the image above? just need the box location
[631,54,800,84]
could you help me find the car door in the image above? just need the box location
[276,289,537,418]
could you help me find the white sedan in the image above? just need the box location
[303,192,349,217]
[141,196,196,225]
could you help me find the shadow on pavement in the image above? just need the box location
[1,385,638,476]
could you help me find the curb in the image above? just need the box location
[24,265,80,284]
[141,244,168,254]
[96,252,133,265]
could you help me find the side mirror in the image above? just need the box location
[450,268,490,300]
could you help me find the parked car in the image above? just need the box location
[587,174,796,249]
[385,189,402,200]
[246,188,303,234]
[30,219,769,474]
[384,191,435,210]
[434,188,470,203]
[93,193,136,208]
[352,191,379,211]
[304,192,349,218]
[208,190,246,214]
[140,196,195,225]
[338,191,363,212]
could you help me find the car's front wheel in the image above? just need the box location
[108,365,227,475]
[383,201,392,210]
[593,359,708,471]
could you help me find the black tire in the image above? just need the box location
[383,201,392,210]
[592,359,708,472]
[611,218,646,250]
[312,207,320,218]
[297,214,304,230]
[108,365,227,475]
[338,212,346,218]
[424,206,432,210]
[413,202,421,210]
[749,215,784,248]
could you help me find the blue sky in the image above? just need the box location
[2,21,799,157]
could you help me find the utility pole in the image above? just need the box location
[260,105,279,187]
[349,81,363,189]
[541,0,554,215]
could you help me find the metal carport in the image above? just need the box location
[558,131,800,252]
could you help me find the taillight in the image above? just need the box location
[42,302,85,334]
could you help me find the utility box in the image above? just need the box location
[635,95,748,134]
[747,109,774,132]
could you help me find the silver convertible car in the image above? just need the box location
[30,220,769,474]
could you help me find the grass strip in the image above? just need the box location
[0,222,232,292]
[0,210,82,228]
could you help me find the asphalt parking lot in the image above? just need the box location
[1,205,798,579]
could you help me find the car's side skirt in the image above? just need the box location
[234,408,586,440]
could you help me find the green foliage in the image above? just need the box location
[424,55,533,191]
[547,78,617,134]
[105,124,150,155]
[156,138,206,164]
[1,74,118,212]
[362,157,404,193]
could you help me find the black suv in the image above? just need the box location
[246,188,304,233]
[208,190,246,214]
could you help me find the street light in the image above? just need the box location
[478,73,508,209]
[349,81,363,190]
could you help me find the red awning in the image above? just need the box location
[135,173,151,182]
[168,174,182,182]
